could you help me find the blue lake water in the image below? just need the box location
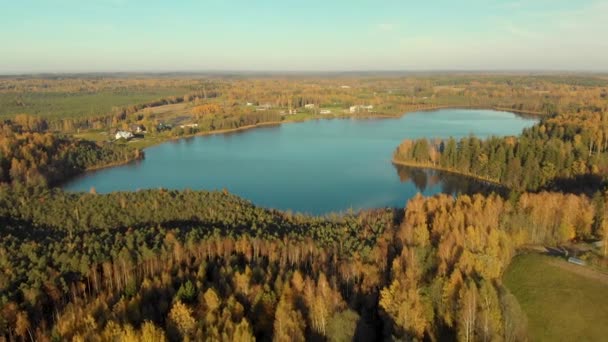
[63,109,537,214]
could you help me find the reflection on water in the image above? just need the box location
[394,164,506,197]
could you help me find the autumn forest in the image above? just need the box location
[1,74,608,341]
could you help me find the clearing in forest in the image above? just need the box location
[504,253,608,342]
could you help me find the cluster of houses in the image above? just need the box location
[280,109,298,115]
[279,105,333,115]
[115,130,134,140]
[114,124,145,140]
[242,100,372,116]
[246,102,273,111]
[114,122,178,141]
[114,121,200,140]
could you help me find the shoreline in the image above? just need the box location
[134,111,422,150]
[130,104,540,151]
[391,158,506,187]
[136,120,286,150]
[76,105,538,176]
[83,121,287,172]
[84,157,144,172]
[407,105,545,117]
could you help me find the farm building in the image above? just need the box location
[567,257,586,266]
[256,103,272,111]
[115,130,134,140]
[349,105,374,113]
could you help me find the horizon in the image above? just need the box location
[2,0,608,74]
[2,69,608,77]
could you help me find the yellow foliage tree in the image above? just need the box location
[168,300,196,339]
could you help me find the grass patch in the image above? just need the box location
[73,130,111,142]
[504,253,608,341]
[0,88,190,119]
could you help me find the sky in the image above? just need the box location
[1,0,608,73]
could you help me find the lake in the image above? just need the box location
[63,109,537,214]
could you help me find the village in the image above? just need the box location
[109,98,376,143]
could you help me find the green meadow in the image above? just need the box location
[504,254,608,342]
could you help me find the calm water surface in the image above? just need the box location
[63,109,537,214]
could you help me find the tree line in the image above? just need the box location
[1,184,606,340]
[4,74,608,135]
[394,109,608,192]
[0,120,142,187]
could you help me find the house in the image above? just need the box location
[349,105,374,113]
[567,257,586,266]
[340,85,351,89]
[282,109,297,115]
[256,103,272,111]
[130,124,145,133]
[180,123,199,129]
[246,102,253,106]
[157,122,173,131]
[320,109,332,114]
[115,130,134,140]
[304,104,315,109]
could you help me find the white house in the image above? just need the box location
[180,123,199,128]
[256,103,272,111]
[304,104,315,109]
[115,130,134,140]
[320,109,332,114]
[349,105,374,113]
[340,85,351,89]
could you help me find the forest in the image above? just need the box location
[394,109,608,192]
[1,186,606,341]
[0,119,142,187]
[1,74,608,341]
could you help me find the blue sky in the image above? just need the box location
[2,0,607,73]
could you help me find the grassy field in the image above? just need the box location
[0,88,190,119]
[504,253,608,341]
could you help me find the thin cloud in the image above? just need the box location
[377,23,395,32]
[504,24,542,39]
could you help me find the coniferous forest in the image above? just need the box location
[394,109,608,192]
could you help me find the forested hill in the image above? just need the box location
[1,185,606,340]
[394,109,608,192]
